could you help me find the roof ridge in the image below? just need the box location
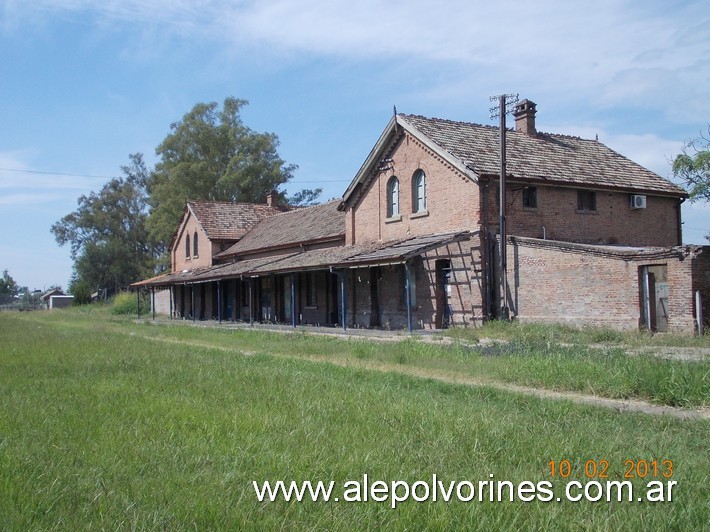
[259,198,341,218]
[401,113,500,132]
[402,113,589,141]
[187,200,281,207]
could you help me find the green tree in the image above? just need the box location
[147,97,319,249]
[673,127,710,241]
[673,127,710,202]
[0,269,18,296]
[52,153,157,294]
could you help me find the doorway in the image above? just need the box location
[435,259,452,329]
[640,265,669,332]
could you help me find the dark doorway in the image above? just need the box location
[370,267,381,327]
[435,259,452,329]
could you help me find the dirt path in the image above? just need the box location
[135,333,709,421]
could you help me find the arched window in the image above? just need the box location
[387,176,400,218]
[185,235,191,258]
[412,170,427,213]
[193,232,199,257]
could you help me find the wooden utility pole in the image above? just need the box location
[489,93,518,320]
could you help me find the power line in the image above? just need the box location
[0,167,350,183]
[0,167,116,179]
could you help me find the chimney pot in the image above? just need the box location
[513,99,537,136]
[265,189,277,207]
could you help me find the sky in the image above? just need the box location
[1,0,708,291]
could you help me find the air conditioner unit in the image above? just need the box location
[630,195,647,209]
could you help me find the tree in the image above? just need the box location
[147,97,319,248]
[673,126,710,202]
[52,153,158,294]
[673,126,710,241]
[0,269,18,296]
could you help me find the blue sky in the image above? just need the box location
[1,0,708,291]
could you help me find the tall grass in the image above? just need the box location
[0,312,708,529]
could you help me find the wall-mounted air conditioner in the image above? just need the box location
[630,195,647,209]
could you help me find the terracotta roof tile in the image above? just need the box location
[218,200,345,258]
[187,201,286,241]
[400,114,687,197]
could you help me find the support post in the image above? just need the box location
[696,290,704,335]
[249,279,254,326]
[404,262,413,333]
[217,280,222,323]
[191,284,196,322]
[136,289,140,319]
[340,270,347,331]
[291,273,296,328]
[169,286,173,320]
[151,287,155,320]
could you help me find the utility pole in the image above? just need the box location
[489,93,518,320]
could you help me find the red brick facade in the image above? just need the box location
[141,106,707,333]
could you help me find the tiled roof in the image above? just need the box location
[218,200,345,258]
[399,114,687,197]
[187,201,286,241]
[135,232,472,287]
[345,231,471,264]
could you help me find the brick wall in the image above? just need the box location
[347,132,480,245]
[507,237,701,332]
[173,213,212,271]
[483,181,681,247]
[345,236,487,330]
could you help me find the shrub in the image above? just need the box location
[112,291,143,315]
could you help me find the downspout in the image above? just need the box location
[677,197,685,245]
[404,261,413,333]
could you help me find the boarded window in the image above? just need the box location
[400,266,416,307]
[577,190,596,211]
[306,272,317,307]
[523,187,537,208]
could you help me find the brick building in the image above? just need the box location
[134,100,708,333]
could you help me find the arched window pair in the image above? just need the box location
[185,232,199,258]
[386,170,427,218]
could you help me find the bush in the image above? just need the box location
[112,291,143,315]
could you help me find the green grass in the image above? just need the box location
[0,311,708,529]
[446,320,710,348]
[111,319,709,409]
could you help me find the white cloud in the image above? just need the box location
[9,0,706,124]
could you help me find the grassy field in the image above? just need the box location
[0,309,708,530]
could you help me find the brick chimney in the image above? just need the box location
[513,99,537,135]
[265,189,277,207]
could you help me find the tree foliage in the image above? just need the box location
[0,269,18,296]
[52,154,157,294]
[673,126,710,203]
[54,97,321,290]
[147,97,317,248]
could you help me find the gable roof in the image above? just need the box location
[342,112,686,206]
[217,200,345,259]
[186,201,286,241]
